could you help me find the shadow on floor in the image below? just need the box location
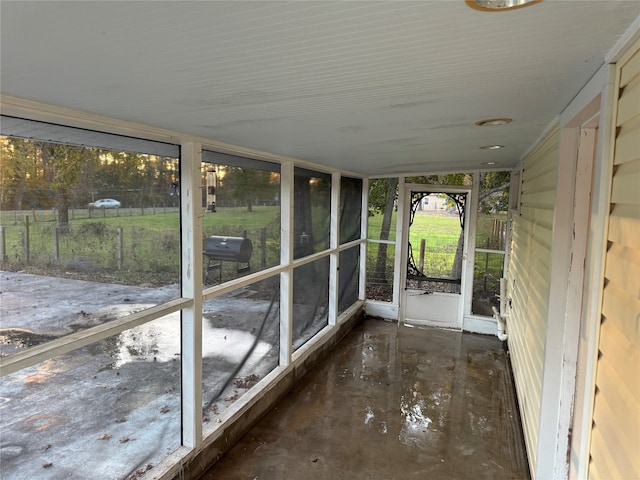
[200,316,530,480]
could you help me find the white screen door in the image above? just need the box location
[400,185,470,330]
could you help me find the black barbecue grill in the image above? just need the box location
[203,236,253,283]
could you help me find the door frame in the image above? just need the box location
[399,183,472,329]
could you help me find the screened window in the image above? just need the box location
[339,246,360,314]
[0,118,181,353]
[366,178,398,302]
[0,117,183,479]
[201,151,281,284]
[340,176,362,244]
[293,168,331,259]
[472,171,510,316]
[366,243,395,302]
[201,276,280,423]
[293,257,330,350]
[1,315,182,479]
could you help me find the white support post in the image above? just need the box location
[180,141,203,448]
[570,65,617,480]
[394,177,405,320]
[536,126,582,479]
[360,177,369,301]
[280,162,294,366]
[328,173,340,325]
[463,173,480,322]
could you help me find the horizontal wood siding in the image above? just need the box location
[589,41,640,480]
[507,127,559,476]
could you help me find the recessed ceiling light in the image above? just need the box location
[465,0,542,11]
[479,145,505,150]
[481,161,498,165]
[475,117,512,126]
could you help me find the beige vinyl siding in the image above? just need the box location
[588,41,640,480]
[507,127,559,475]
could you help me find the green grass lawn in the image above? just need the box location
[367,211,462,280]
[368,211,461,251]
[367,211,397,241]
[67,206,280,230]
[2,205,504,288]
[0,206,282,285]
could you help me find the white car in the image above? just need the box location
[88,198,121,209]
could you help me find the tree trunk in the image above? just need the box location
[373,177,398,284]
[451,231,464,280]
[57,189,70,234]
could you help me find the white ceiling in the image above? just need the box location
[1,1,639,176]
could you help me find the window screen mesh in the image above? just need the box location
[339,246,360,314]
[293,168,331,259]
[293,257,329,350]
[340,176,362,244]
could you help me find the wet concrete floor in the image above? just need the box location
[200,317,530,480]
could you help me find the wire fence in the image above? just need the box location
[0,211,279,286]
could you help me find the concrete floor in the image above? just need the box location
[200,317,530,480]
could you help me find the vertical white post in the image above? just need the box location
[571,67,617,480]
[360,177,369,301]
[328,173,340,325]
[280,162,294,366]
[463,174,480,321]
[180,141,203,448]
[394,177,405,320]
[536,127,581,479]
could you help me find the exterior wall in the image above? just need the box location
[506,126,559,475]
[588,39,640,480]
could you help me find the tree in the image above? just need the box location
[219,167,278,212]
[478,171,511,213]
[38,143,85,231]
[368,177,398,285]
[1,137,179,215]
[1,138,32,210]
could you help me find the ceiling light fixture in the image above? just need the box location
[465,0,542,11]
[481,161,498,165]
[479,145,504,150]
[475,117,512,126]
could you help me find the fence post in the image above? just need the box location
[0,226,7,262]
[117,227,123,270]
[23,215,30,264]
[484,252,489,291]
[261,227,267,268]
[54,226,60,263]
